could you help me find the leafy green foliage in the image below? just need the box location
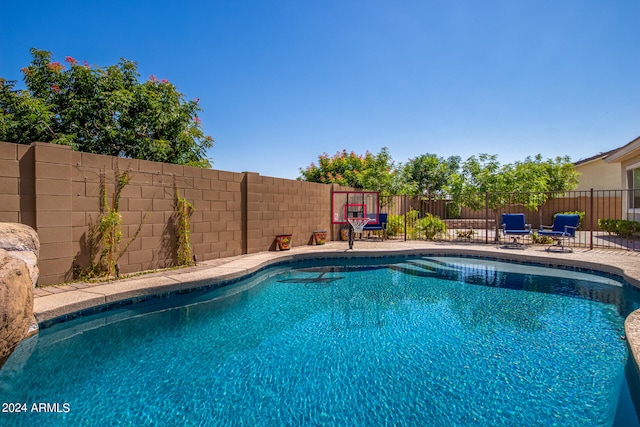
[404,209,421,239]
[76,169,146,280]
[175,186,195,266]
[445,201,462,219]
[400,153,461,196]
[456,154,515,211]
[385,213,406,237]
[298,147,399,194]
[382,210,447,240]
[416,214,447,240]
[531,232,555,245]
[450,153,579,241]
[457,229,475,239]
[0,48,213,167]
[512,155,579,213]
[453,154,514,240]
[98,169,147,278]
[598,218,640,237]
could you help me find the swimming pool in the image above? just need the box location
[1,255,639,426]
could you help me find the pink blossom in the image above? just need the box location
[193,117,201,124]
[149,75,158,82]
[83,60,90,68]
[47,62,65,72]
[64,56,78,66]
[51,84,60,93]
[161,79,169,83]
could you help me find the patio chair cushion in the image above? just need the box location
[538,214,580,237]
[501,213,531,236]
[363,213,387,232]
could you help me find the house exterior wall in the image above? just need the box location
[621,155,640,222]
[574,159,621,191]
[603,136,640,222]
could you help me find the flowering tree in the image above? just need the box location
[298,147,398,194]
[0,48,213,167]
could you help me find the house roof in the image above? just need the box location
[604,135,640,163]
[574,148,617,166]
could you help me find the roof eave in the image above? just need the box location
[605,136,640,163]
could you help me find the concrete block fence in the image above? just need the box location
[0,142,338,285]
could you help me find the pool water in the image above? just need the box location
[1,256,639,426]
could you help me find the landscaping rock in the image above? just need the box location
[0,249,36,364]
[0,223,39,365]
[0,222,40,287]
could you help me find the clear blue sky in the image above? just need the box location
[2,0,638,179]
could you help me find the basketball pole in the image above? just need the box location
[347,193,352,250]
[348,218,355,250]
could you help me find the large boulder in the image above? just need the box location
[0,223,39,365]
[0,223,40,287]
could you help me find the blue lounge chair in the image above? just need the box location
[538,214,580,252]
[363,213,388,240]
[501,213,531,248]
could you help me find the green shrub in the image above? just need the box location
[446,201,461,219]
[598,218,640,238]
[457,229,475,239]
[531,232,554,245]
[386,209,422,238]
[405,209,420,239]
[598,218,614,233]
[416,214,447,240]
[386,214,405,237]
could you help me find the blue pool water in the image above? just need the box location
[1,255,640,426]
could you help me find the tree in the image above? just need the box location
[455,153,580,241]
[400,153,461,196]
[298,147,399,194]
[0,48,213,167]
[455,154,517,241]
[512,155,579,224]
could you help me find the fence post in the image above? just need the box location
[590,188,594,250]
[403,194,408,241]
[485,191,489,244]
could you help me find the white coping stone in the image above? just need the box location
[34,291,107,322]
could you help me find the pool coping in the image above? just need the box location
[33,240,640,369]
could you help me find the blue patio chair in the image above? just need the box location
[501,213,531,248]
[363,213,388,240]
[538,214,580,252]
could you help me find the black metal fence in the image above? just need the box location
[379,190,640,251]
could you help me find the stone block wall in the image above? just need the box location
[0,141,334,285]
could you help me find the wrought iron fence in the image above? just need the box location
[379,190,640,251]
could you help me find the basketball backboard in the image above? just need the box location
[331,191,380,224]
